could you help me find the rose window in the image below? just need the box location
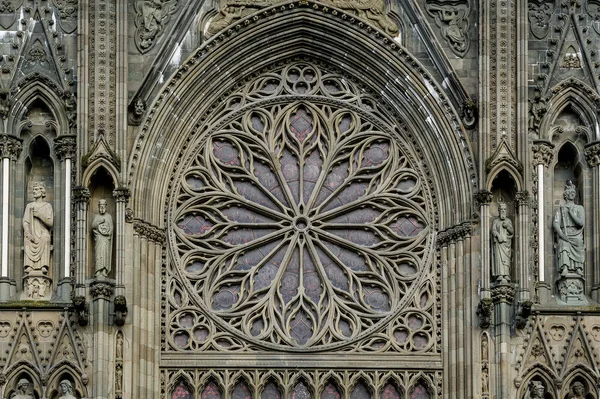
[169,63,433,350]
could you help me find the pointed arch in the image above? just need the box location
[128,1,476,230]
[82,163,119,192]
[2,364,42,399]
[518,367,559,399]
[45,363,88,399]
[541,79,600,142]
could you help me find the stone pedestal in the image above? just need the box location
[556,274,588,305]
[21,275,52,301]
[0,277,15,300]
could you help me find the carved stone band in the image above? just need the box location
[0,134,23,161]
[532,140,554,167]
[54,135,77,160]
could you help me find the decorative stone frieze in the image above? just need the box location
[0,134,22,160]
[437,222,472,247]
[54,135,77,160]
[90,280,115,300]
[584,141,600,167]
[72,186,90,204]
[133,219,165,243]
[532,140,554,167]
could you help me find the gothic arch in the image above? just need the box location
[128,1,476,230]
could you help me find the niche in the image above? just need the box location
[88,167,116,279]
[553,143,583,208]
[490,170,518,283]
[24,137,54,203]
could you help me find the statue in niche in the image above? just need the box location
[567,381,587,399]
[23,182,53,274]
[12,378,34,399]
[491,199,514,283]
[553,180,584,277]
[524,380,545,399]
[57,379,76,399]
[92,199,113,278]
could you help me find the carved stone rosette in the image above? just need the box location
[532,140,554,167]
[54,135,77,160]
[584,141,600,167]
[0,134,23,161]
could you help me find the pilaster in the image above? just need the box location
[585,141,600,301]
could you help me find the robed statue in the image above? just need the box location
[491,200,514,283]
[12,378,34,399]
[23,182,53,274]
[92,199,113,277]
[57,379,77,399]
[553,180,584,277]
[524,380,545,399]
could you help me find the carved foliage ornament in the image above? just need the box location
[425,0,470,57]
[528,0,553,39]
[134,0,178,54]
[169,62,434,351]
[207,0,399,37]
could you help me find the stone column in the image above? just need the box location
[54,135,77,300]
[532,140,554,302]
[112,188,129,298]
[515,190,530,302]
[475,189,493,296]
[0,135,22,300]
[491,283,515,399]
[73,186,90,298]
[90,279,115,399]
[585,141,600,301]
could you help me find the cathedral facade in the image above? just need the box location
[0,0,599,398]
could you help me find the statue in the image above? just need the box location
[92,199,113,277]
[57,379,76,399]
[23,182,53,273]
[553,180,584,277]
[491,200,514,283]
[12,378,34,399]
[567,381,586,399]
[525,380,545,399]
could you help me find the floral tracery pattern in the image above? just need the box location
[169,62,434,351]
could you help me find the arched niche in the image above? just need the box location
[561,373,596,399]
[489,170,518,282]
[553,142,584,206]
[46,369,86,399]
[87,166,116,279]
[3,370,41,399]
[519,372,557,399]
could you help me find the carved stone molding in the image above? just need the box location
[90,279,115,300]
[584,141,600,167]
[477,298,493,329]
[474,189,493,207]
[515,190,530,207]
[0,134,23,160]
[491,283,515,304]
[133,219,166,243]
[72,186,91,204]
[425,0,470,57]
[54,135,77,160]
[134,0,178,54]
[112,187,130,203]
[532,140,554,167]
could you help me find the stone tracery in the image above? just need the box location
[168,61,434,351]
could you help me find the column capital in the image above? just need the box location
[532,140,555,167]
[72,186,91,204]
[584,141,600,167]
[54,134,77,160]
[0,134,23,161]
[90,278,115,300]
[112,187,130,203]
[474,189,493,206]
[515,190,530,207]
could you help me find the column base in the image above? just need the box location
[0,277,16,300]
